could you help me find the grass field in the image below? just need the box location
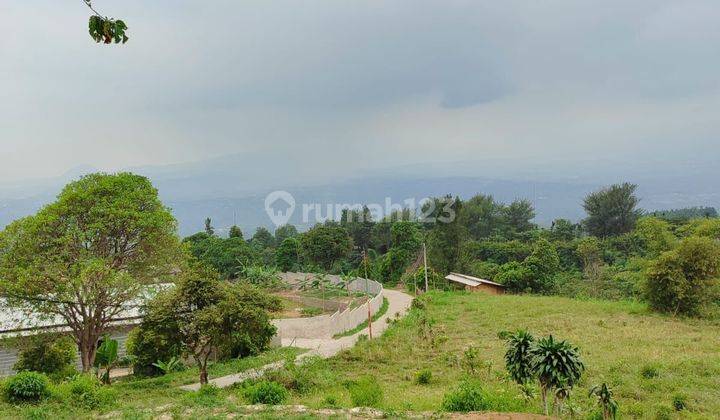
[292,292,720,419]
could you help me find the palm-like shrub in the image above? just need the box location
[530,335,584,415]
[504,330,535,385]
[94,337,119,385]
[589,383,618,420]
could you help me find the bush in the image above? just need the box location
[56,374,115,410]
[3,371,51,403]
[672,394,687,411]
[347,376,383,407]
[264,357,330,395]
[442,381,489,412]
[645,237,720,316]
[181,384,222,408]
[641,364,660,379]
[244,381,288,405]
[13,335,77,378]
[415,369,432,385]
[323,394,339,407]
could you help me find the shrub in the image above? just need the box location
[264,357,330,395]
[347,376,383,407]
[3,371,51,403]
[644,237,720,316]
[672,394,687,411]
[126,326,181,377]
[415,369,432,385]
[244,381,288,405]
[56,374,115,410]
[442,381,489,412]
[182,384,222,408]
[13,335,77,377]
[323,394,339,407]
[641,364,660,379]
[300,307,323,317]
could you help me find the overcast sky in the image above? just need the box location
[1,0,719,182]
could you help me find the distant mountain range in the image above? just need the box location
[1,154,718,237]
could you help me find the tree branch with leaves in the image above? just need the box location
[83,0,128,44]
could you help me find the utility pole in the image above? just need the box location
[423,242,429,292]
[363,249,373,339]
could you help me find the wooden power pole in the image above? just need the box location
[423,242,429,292]
[363,250,373,339]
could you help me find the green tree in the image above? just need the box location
[504,330,535,385]
[644,237,720,316]
[550,219,581,241]
[274,224,298,244]
[530,335,585,415]
[583,183,642,238]
[251,227,276,249]
[228,225,244,239]
[0,173,180,372]
[635,216,676,256]
[204,217,215,236]
[589,383,619,420]
[301,223,353,271]
[341,206,375,252]
[184,236,257,279]
[140,261,280,385]
[501,199,536,236]
[381,221,422,284]
[276,237,301,272]
[426,196,464,275]
[458,194,501,240]
[521,239,561,293]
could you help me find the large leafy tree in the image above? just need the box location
[139,261,280,385]
[274,224,298,244]
[251,227,276,249]
[340,207,375,252]
[0,173,180,371]
[583,183,642,238]
[426,196,464,275]
[276,237,301,272]
[501,199,536,236]
[645,237,720,316]
[380,221,422,284]
[458,194,502,240]
[184,236,257,279]
[301,223,353,271]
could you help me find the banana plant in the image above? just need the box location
[152,357,183,375]
[94,336,119,385]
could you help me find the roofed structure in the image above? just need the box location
[445,272,505,294]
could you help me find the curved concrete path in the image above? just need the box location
[180,289,413,391]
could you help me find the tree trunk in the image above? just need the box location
[541,386,549,416]
[199,364,209,385]
[78,336,99,373]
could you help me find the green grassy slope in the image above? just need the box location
[293,292,720,418]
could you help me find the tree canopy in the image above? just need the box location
[583,183,642,238]
[0,173,180,371]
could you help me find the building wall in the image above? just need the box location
[465,283,504,295]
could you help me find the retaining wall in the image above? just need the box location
[272,273,384,340]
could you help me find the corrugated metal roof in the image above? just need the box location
[445,272,505,288]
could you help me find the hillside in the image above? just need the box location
[292,291,720,418]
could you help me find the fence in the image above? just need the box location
[272,273,384,340]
